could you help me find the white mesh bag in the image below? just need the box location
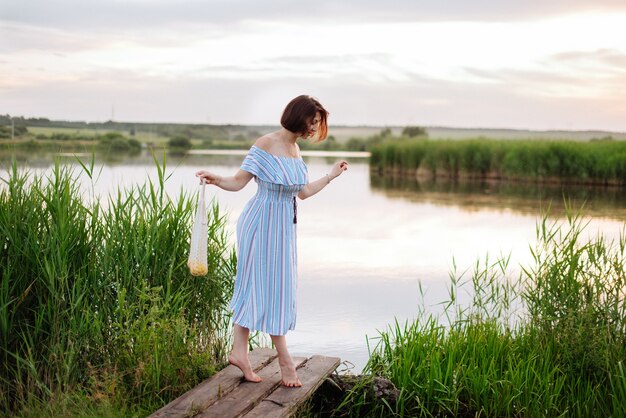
[187,179,209,276]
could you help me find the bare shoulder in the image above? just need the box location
[253,134,274,151]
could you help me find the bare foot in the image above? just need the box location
[279,360,302,388]
[228,354,262,382]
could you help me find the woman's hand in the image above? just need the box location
[298,160,348,200]
[195,170,222,186]
[329,160,349,180]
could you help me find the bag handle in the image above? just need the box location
[199,179,207,225]
[199,178,206,204]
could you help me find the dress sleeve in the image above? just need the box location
[240,148,259,177]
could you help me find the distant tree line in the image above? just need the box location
[0,114,51,126]
[402,126,428,137]
[0,114,282,144]
[97,132,141,152]
[0,125,28,138]
[0,114,32,138]
[342,126,429,151]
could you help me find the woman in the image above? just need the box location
[196,95,348,387]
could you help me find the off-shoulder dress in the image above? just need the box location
[230,145,309,335]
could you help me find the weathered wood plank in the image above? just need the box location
[196,356,307,418]
[149,348,278,418]
[245,355,341,418]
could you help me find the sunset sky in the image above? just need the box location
[1,0,626,130]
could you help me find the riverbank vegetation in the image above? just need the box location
[370,138,626,185]
[0,156,236,416]
[5,114,626,169]
[336,210,626,417]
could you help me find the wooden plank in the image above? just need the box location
[196,356,307,418]
[245,355,341,418]
[149,348,278,418]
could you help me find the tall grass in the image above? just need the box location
[0,156,236,415]
[370,139,626,185]
[342,209,626,417]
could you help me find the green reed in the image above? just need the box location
[0,156,236,415]
[340,208,626,417]
[370,138,626,185]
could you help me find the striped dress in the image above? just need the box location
[230,145,309,335]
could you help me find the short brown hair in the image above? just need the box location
[280,95,329,141]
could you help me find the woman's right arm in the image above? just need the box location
[195,169,254,192]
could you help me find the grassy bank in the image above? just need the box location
[0,156,236,416]
[370,138,626,185]
[339,211,626,417]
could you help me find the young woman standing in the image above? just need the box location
[196,95,348,387]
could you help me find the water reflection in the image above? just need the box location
[371,174,626,221]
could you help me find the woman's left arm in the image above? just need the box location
[298,160,348,200]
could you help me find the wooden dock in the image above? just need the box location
[149,348,341,418]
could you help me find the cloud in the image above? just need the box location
[3,0,626,31]
[455,48,626,104]
[2,66,625,131]
[0,23,106,54]
[552,49,626,71]
[2,2,626,130]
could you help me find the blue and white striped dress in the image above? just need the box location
[230,145,309,335]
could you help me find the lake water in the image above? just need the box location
[3,150,626,372]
